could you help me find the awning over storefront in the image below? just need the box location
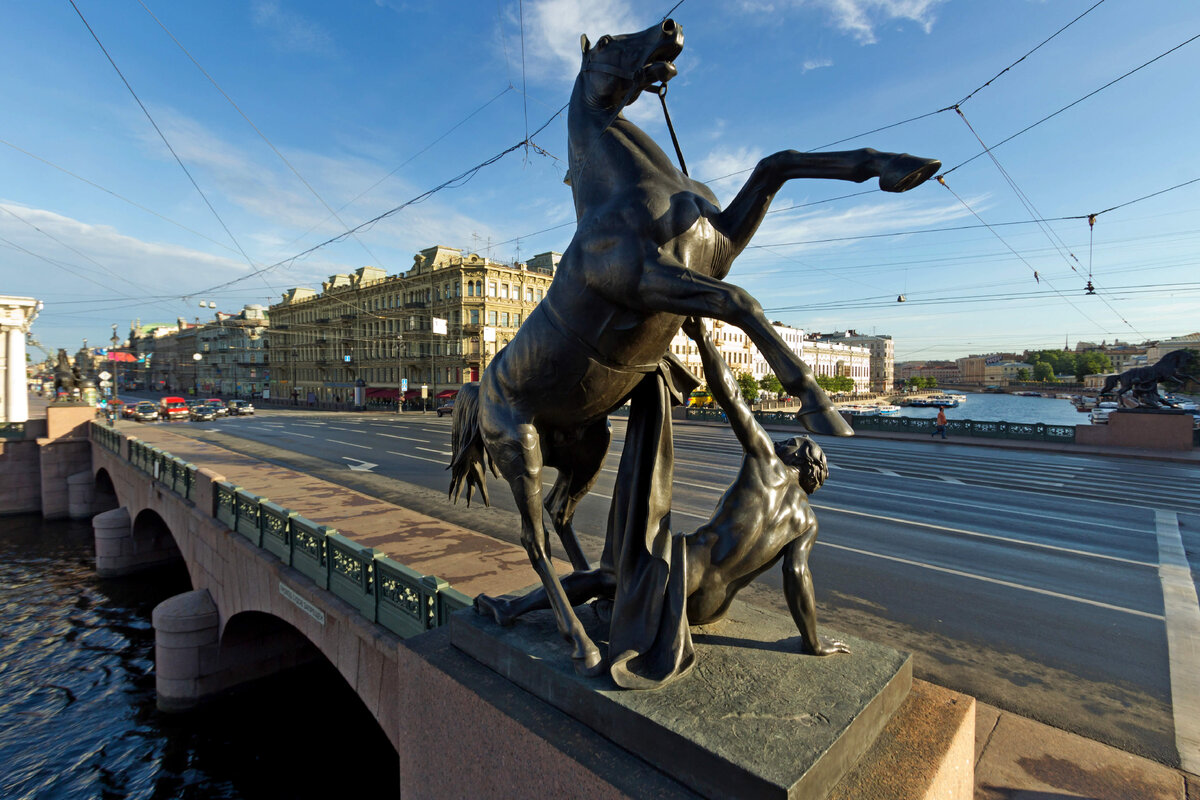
[435,389,458,400]
[365,387,398,399]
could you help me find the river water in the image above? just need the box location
[0,514,398,800]
[889,391,1093,426]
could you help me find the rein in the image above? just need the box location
[577,63,690,178]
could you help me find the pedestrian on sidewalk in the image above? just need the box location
[932,407,948,439]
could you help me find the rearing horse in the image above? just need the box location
[451,18,939,675]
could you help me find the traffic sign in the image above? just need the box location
[98,371,112,380]
[99,380,112,388]
[401,378,408,391]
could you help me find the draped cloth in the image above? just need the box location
[602,354,698,689]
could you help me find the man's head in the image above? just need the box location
[774,435,828,495]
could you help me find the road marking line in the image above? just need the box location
[940,476,964,484]
[876,468,899,476]
[816,505,1155,567]
[328,438,372,450]
[290,432,315,438]
[1155,509,1200,772]
[416,447,452,456]
[376,433,430,442]
[329,426,360,432]
[819,540,1163,620]
[386,450,446,465]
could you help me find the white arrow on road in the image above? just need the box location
[341,456,378,472]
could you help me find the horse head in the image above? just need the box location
[578,19,683,110]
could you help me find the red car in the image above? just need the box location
[159,396,189,421]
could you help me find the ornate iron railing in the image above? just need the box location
[684,408,1077,443]
[88,422,488,640]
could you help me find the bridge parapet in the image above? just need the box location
[90,421,473,642]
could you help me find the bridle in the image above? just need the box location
[578,61,689,177]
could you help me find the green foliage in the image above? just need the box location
[1015,368,1031,381]
[759,373,783,396]
[904,376,939,389]
[818,374,855,393]
[1075,350,1112,382]
[1028,349,1112,382]
[1032,361,1055,382]
[736,372,760,404]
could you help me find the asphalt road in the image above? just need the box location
[116,394,1200,768]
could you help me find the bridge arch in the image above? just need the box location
[91,467,119,515]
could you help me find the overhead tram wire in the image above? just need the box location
[942,32,1200,177]
[0,138,241,255]
[67,0,277,300]
[183,106,569,300]
[136,0,388,270]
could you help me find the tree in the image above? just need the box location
[1032,361,1055,382]
[736,372,760,404]
[1075,351,1112,382]
[1015,368,1031,381]
[759,373,783,397]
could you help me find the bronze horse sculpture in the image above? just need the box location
[1100,349,1198,408]
[451,19,940,678]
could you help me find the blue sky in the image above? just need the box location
[2,0,1198,361]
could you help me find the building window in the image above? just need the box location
[488,282,497,297]
[487,311,497,325]
[500,284,509,300]
[526,287,534,302]
[500,312,509,327]
[470,309,479,325]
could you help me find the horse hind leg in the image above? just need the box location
[487,418,603,675]
[544,421,612,572]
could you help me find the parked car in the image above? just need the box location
[1090,401,1120,424]
[189,404,217,421]
[132,402,159,422]
[159,396,189,421]
[436,400,455,417]
[226,399,255,415]
[205,398,228,415]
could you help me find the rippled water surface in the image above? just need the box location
[0,515,398,799]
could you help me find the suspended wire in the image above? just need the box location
[183,107,569,299]
[954,0,1108,107]
[660,0,689,21]
[67,0,269,292]
[933,175,1108,331]
[953,107,1083,274]
[495,0,515,85]
[283,85,516,250]
[0,137,242,255]
[135,0,388,270]
[518,0,530,156]
[1088,176,1200,218]
[943,32,1200,177]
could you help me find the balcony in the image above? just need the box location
[403,302,427,310]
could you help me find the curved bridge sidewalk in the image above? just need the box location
[125,423,562,600]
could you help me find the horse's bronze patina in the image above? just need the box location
[451,19,940,682]
[1100,349,1198,408]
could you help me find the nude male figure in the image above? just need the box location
[477,316,847,657]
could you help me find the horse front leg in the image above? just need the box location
[635,261,852,436]
[714,148,941,265]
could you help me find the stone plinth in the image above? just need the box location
[1075,407,1195,451]
[451,600,911,800]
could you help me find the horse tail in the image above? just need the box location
[448,383,495,507]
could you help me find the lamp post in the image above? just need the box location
[396,334,404,414]
[110,324,120,411]
[192,352,202,396]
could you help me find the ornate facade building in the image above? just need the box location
[267,246,559,405]
[130,306,268,396]
[668,320,871,396]
[812,330,894,392]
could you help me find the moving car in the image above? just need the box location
[189,403,218,422]
[205,399,228,416]
[226,399,255,416]
[436,400,455,417]
[159,396,189,421]
[132,402,159,422]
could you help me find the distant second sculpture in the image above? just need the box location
[1100,349,1198,408]
[450,18,939,687]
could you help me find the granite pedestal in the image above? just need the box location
[450,598,911,799]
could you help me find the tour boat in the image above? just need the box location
[875,404,901,415]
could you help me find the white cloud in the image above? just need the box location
[521,0,641,82]
[811,0,947,44]
[694,145,766,205]
[251,1,336,56]
[802,57,834,72]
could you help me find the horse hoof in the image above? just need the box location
[474,593,514,626]
[797,407,854,437]
[880,155,941,193]
[574,645,605,677]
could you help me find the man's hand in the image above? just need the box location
[681,315,705,341]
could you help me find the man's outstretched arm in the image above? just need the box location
[683,316,774,460]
